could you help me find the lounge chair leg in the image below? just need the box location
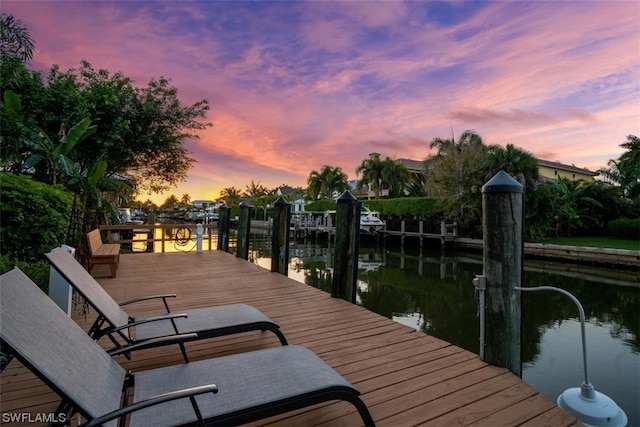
[179,341,190,363]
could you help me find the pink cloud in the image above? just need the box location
[4,0,638,205]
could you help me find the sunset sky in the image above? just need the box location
[6,1,640,205]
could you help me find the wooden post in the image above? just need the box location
[481,170,524,377]
[331,191,361,303]
[237,202,252,259]
[271,197,291,275]
[217,204,230,252]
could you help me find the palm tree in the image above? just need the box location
[307,165,349,199]
[307,169,323,200]
[180,193,191,206]
[603,134,640,200]
[381,158,410,198]
[321,166,349,198]
[486,143,539,189]
[244,180,267,198]
[220,186,242,206]
[0,13,35,88]
[356,153,385,198]
[429,129,484,154]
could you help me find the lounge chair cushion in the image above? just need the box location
[45,250,286,346]
[130,345,356,426]
[0,268,125,425]
[47,249,130,337]
[134,303,276,341]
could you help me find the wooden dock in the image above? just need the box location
[1,250,579,426]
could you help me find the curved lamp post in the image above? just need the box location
[515,286,627,427]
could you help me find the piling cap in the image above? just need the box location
[482,170,524,194]
[336,190,357,203]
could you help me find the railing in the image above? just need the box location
[99,224,219,253]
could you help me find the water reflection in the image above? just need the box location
[249,234,639,425]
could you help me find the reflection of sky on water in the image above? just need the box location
[523,320,639,425]
[392,312,423,330]
[155,232,637,425]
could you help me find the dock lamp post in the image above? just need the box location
[514,286,627,427]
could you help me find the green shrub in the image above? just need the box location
[608,218,640,240]
[0,254,50,292]
[305,197,441,219]
[0,173,74,262]
[364,197,440,218]
[305,200,337,212]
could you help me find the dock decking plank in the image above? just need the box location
[1,250,575,426]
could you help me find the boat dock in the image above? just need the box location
[1,251,579,426]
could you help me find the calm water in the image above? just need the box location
[249,234,639,426]
[138,229,639,424]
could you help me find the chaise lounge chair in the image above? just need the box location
[0,268,375,426]
[45,249,287,361]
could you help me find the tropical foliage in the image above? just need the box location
[355,153,411,199]
[0,13,34,89]
[424,130,490,235]
[307,165,349,200]
[601,134,640,201]
[0,173,73,262]
[220,186,243,206]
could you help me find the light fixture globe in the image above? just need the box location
[557,382,627,427]
[515,286,628,427]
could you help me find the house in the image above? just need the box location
[394,157,597,186]
[536,159,598,183]
[277,186,306,213]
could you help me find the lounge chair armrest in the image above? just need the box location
[82,384,218,427]
[104,313,188,335]
[107,333,199,356]
[119,294,177,312]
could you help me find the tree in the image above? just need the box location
[160,194,179,210]
[220,186,242,206]
[2,59,211,195]
[0,13,34,89]
[381,158,411,198]
[486,143,539,190]
[356,153,385,199]
[602,134,640,201]
[424,130,490,235]
[307,165,348,199]
[244,180,267,198]
[180,193,191,206]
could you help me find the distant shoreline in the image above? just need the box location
[453,238,639,270]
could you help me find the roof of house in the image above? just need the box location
[537,159,598,176]
[277,186,296,196]
[395,158,424,172]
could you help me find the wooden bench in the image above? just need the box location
[86,229,121,278]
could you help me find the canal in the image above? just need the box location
[247,234,639,425]
[138,226,638,424]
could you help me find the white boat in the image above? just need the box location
[360,206,385,233]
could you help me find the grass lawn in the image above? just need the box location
[539,236,639,251]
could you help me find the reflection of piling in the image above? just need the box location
[481,171,524,377]
[271,198,291,275]
[217,204,230,252]
[237,202,252,260]
[331,191,361,303]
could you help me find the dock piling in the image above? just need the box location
[481,170,524,377]
[271,197,291,275]
[217,204,230,252]
[237,202,252,260]
[331,191,361,303]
